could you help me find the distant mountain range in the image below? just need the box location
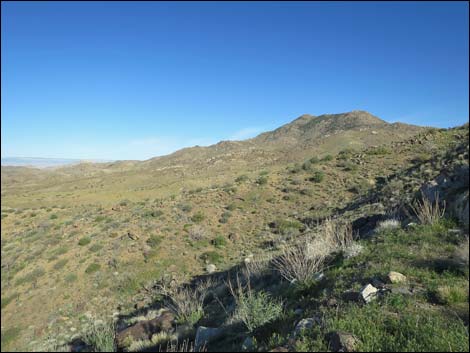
[1,157,114,168]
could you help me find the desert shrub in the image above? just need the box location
[188,225,207,241]
[375,219,401,233]
[235,175,249,183]
[272,241,327,284]
[226,203,236,211]
[50,214,58,220]
[273,219,303,235]
[78,237,91,246]
[410,192,445,225]
[64,273,78,283]
[200,251,223,264]
[85,263,101,274]
[367,146,390,155]
[89,243,104,252]
[219,211,231,224]
[1,294,17,309]
[337,148,355,160]
[119,200,129,206]
[147,235,163,248]
[179,203,193,213]
[339,161,358,171]
[310,156,320,164]
[259,170,269,176]
[228,275,283,333]
[157,279,213,326]
[53,259,68,270]
[302,160,313,171]
[212,235,227,248]
[83,320,116,352]
[144,210,164,218]
[15,267,45,286]
[321,154,333,162]
[289,164,302,174]
[191,211,205,223]
[256,176,268,185]
[310,171,324,183]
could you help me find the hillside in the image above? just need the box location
[1,112,468,352]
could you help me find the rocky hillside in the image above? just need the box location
[1,113,468,352]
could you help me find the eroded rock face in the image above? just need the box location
[116,311,175,349]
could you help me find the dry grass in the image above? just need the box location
[188,225,207,241]
[375,219,401,233]
[157,279,213,325]
[410,191,446,225]
[272,219,354,284]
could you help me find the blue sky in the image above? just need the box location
[1,1,468,160]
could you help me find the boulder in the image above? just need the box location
[360,284,378,303]
[328,331,360,352]
[206,264,217,274]
[116,311,175,349]
[242,336,255,351]
[387,271,407,284]
[293,317,321,337]
[194,326,225,350]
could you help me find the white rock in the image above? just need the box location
[206,264,217,274]
[360,284,378,303]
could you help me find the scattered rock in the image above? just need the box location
[116,311,175,349]
[242,336,255,351]
[195,326,224,350]
[387,271,407,284]
[206,264,217,274]
[127,231,139,240]
[293,317,321,337]
[360,284,378,303]
[328,331,360,352]
[269,347,289,352]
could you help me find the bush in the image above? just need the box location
[200,251,223,264]
[289,164,302,174]
[85,263,101,274]
[219,211,231,224]
[321,154,333,162]
[15,267,46,286]
[256,176,268,185]
[273,219,303,235]
[235,175,249,183]
[228,276,283,333]
[50,214,58,220]
[157,279,213,326]
[53,259,68,270]
[302,160,313,171]
[191,211,205,223]
[310,171,324,183]
[410,192,445,225]
[178,203,193,213]
[309,156,320,164]
[83,320,116,352]
[147,235,163,248]
[89,243,104,252]
[212,235,227,248]
[78,237,91,246]
[188,225,207,241]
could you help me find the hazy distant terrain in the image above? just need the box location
[1,157,114,168]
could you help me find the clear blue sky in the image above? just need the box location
[2,1,468,160]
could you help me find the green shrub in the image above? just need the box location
[212,235,227,248]
[49,214,58,220]
[191,211,205,223]
[200,251,223,264]
[78,237,91,246]
[15,267,45,286]
[289,164,302,174]
[89,244,104,252]
[274,219,303,235]
[229,279,283,333]
[235,175,249,183]
[226,203,237,211]
[64,273,78,283]
[179,203,193,213]
[53,259,68,270]
[302,160,313,171]
[310,171,325,183]
[85,263,101,274]
[219,211,232,224]
[83,320,116,352]
[321,154,333,162]
[256,176,268,185]
[146,235,163,248]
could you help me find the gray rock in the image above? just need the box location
[206,264,217,274]
[293,317,321,337]
[195,326,224,350]
[328,331,360,352]
[242,336,255,351]
[360,284,378,303]
[387,271,407,284]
